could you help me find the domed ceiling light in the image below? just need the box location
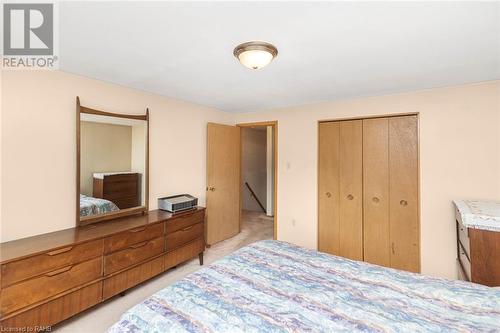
[233,41,278,70]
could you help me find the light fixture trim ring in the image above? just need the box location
[233,41,278,59]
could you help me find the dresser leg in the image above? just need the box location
[199,252,204,266]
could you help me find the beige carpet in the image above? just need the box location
[56,210,274,332]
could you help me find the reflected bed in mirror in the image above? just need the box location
[77,97,149,226]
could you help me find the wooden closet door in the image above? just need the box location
[363,118,390,267]
[389,115,419,272]
[318,122,340,255]
[339,120,363,260]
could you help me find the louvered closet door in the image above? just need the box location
[363,118,390,267]
[389,115,419,272]
[338,120,363,260]
[318,122,340,255]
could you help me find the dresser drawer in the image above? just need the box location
[104,223,163,254]
[0,257,102,316]
[103,256,163,300]
[166,210,204,233]
[457,221,470,258]
[104,181,138,196]
[0,282,102,329]
[166,222,204,252]
[1,239,103,288]
[458,243,471,281]
[104,236,164,275]
[165,238,205,271]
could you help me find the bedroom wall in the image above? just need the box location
[0,70,3,242]
[80,121,133,196]
[1,70,232,242]
[235,81,500,279]
[241,128,267,212]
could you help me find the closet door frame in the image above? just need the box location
[317,112,420,271]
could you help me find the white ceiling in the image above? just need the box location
[60,1,500,113]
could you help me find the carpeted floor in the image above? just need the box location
[56,210,274,332]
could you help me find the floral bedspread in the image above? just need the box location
[108,240,500,333]
[79,194,119,217]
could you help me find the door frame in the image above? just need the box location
[237,121,278,240]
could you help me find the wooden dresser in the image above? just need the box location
[93,173,141,209]
[0,208,205,330]
[455,201,500,286]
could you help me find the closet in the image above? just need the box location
[318,115,419,273]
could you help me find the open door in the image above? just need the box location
[206,123,241,245]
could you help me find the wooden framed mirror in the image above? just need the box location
[76,97,149,226]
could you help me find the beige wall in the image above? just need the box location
[80,121,132,196]
[241,128,267,212]
[0,70,3,242]
[235,81,500,279]
[1,70,232,242]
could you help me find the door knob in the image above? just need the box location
[346,194,354,200]
[325,192,332,198]
[209,187,216,192]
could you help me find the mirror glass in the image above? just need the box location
[79,113,147,220]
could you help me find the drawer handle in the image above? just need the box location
[45,265,73,277]
[129,241,149,249]
[346,194,354,200]
[46,246,73,256]
[372,196,380,203]
[400,200,408,206]
[181,225,194,231]
[129,227,146,233]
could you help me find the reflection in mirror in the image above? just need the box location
[79,113,147,220]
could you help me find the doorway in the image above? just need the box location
[238,121,277,240]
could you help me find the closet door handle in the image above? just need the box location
[372,197,380,203]
[400,200,408,207]
[391,243,395,255]
[346,194,354,200]
[325,192,332,198]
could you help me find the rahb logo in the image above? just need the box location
[2,2,58,69]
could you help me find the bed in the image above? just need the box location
[79,194,119,217]
[108,240,500,332]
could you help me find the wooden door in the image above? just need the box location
[318,122,340,255]
[363,118,390,267]
[389,116,419,272]
[318,120,363,260]
[339,120,363,260]
[206,123,241,245]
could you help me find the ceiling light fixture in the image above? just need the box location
[233,41,278,70]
